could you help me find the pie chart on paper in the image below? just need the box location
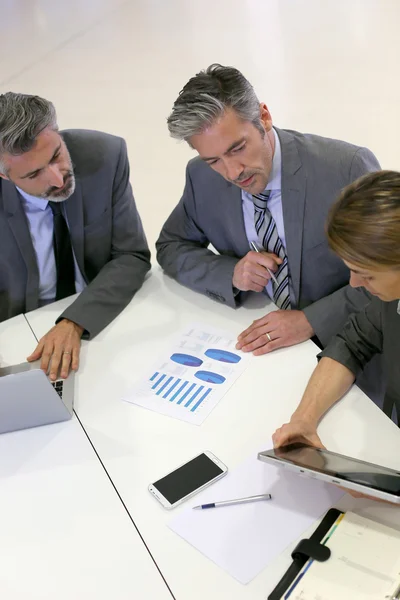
[204,349,242,364]
[195,371,226,384]
[170,353,203,367]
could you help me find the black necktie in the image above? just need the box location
[48,202,76,300]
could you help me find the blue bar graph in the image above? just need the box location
[156,376,174,395]
[151,373,166,389]
[177,383,196,405]
[184,385,204,408]
[170,380,188,402]
[148,373,213,414]
[191,388,212,412]
[163,378,181,399]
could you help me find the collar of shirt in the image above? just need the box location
[397,300,400,315]
[265,127,282,192]
[16,186,49,211]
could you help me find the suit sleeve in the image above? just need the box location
[59,139,151,338]
[302,146,381,346]
[156,165,241,308]
[318,298,384,376]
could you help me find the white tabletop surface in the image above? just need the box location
[0,313,172,600]
[25,267,400,599]
[0,314,36,367]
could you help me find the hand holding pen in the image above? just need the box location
[232,243,281,293]
[249,241,279,284]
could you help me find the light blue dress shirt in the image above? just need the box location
[241,128,294,302]
[17,188,86,303]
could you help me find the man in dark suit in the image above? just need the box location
[157,64,380,356]
[0,92,150,380]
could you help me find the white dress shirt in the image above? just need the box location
[241,128,294,302]
[17,187,86,303]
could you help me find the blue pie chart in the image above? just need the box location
[195,371,226,384]
[204,349,241,364]
[170,353,203,367]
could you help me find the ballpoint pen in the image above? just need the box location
[389,582,400,600]
[249,241,279,285]
[193,493,272,510]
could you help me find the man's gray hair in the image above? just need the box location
[167,64,263,142]
[0,92,58,173]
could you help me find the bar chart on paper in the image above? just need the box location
[150,372,212,412]
[122,323,250,425]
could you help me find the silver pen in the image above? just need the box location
[389,582,400,600]
[193,493,272,510]
[249,241,279,285]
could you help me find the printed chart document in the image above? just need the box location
[122,322,250,425]
[169,451,344,584]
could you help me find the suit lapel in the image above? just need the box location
[220,182,250,257]
[63,178,86,281]
[276,128,306,306]
[3,181,40,311]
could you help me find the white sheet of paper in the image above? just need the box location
[169,452,344,584]
[122,322,250,425]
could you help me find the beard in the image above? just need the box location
[41,144,76,202]
[42,170,76,202]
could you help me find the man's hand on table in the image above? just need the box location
[27,318,84,381]
[236,310,314,355]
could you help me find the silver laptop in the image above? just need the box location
[0,361,74,434]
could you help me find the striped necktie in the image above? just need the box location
[252,191,291,310]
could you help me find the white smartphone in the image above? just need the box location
[148,451,228,509]
[258,443,400,504]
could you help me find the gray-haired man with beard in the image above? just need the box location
[0,92,150,380]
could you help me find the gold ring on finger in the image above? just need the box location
[266,333,272,342]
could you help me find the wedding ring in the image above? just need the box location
[266,333,272,342]
[63,351,71,355]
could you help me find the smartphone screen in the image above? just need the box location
[152,453,224,505]
[267,444,400,496]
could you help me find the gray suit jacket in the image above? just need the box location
[156,127,380,346]
[0,129,151,338]
[319,298,400,424]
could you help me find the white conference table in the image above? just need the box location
[25,268,400,599]
[0,314,173,600]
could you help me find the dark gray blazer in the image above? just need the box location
[0,129,151,338]
[319,298,400,424]
[156,127,380,346]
